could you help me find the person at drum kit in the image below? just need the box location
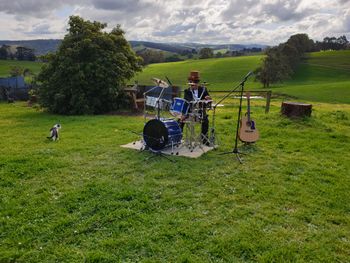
[180,71,212,145]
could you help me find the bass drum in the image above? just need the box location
[143,119,182,151]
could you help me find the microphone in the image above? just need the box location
[242,71,254,82]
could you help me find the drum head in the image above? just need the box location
[143,119,168,150]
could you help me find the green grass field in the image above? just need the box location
[0,60,42,77]
[1,100,350,262]
[1,51,350,261]
[133,56,261,89]
[274,51,350,104]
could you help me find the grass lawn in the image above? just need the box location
[1,99,350,262]
[0,60,42,78]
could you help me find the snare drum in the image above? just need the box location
[170,98,189,117]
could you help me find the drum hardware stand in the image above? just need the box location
[217,71,254,163]
[182,115,207,153]
[209,107,221,149]
[141,134,177,162]
[145,149,176,163]
[143,78,170,121]
[143,85,159,123]
[183,118,198,152]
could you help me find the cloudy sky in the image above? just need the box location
[0,0,349,44]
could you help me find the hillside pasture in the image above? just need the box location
[133,50,350,104]
[273,50,350,104]
[0,50,349,104]
[1,100,350,262]
[0,59,42,77]
[133,56,261,90]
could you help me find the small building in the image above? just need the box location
[0,76,29,101]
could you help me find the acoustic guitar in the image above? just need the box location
[239,92,259,143]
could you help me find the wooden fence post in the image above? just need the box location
[265,91,271,113]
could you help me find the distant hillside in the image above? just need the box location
[0,40,61,55]
[1,50,349,103]
[0,39,267,56]
[132,50,350,104]
[130,41,266,55]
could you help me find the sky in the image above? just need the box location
[0,0,349,45]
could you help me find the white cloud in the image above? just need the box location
[0,0,349,44]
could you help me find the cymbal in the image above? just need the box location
[152,78,169,88]
[187,82,210,85]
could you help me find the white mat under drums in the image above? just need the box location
[121,141,215,158]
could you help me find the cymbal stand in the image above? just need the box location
[209,107,220,149]
[156,85,167,119]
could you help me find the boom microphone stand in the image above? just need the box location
[216,71,253,163]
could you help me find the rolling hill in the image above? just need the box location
[274,50,350,104]
[133,55,262,89]
[133,50,350,104]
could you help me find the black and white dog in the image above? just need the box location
[47,124,61,141]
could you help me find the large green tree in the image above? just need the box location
[199,48,214,59]
[38,16,142,115]
[255,34,313,87]
[254,47,292,88]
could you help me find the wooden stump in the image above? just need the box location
[281,101,312,118]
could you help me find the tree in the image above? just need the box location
[337,35,349,48]
[165,54,183,62]
[255,33,313,87]
[199,48,214,59]
[255,47,292,88]
[136,49,164,65]
[0,46,8,59]
[286,34,313,54]
[279,43,300,69]
[9,66,24,77]
[215,52,223,58]
[38,16,142,115]
[16,46,36,61]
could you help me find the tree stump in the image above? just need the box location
[281,101,312,118]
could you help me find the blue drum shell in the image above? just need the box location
[143,119,182,150]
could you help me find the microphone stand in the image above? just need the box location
[210,82,241,147]
[215,71,253,163]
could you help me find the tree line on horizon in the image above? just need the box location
[0,45,36,61]
[136,46,263,65]
[255,34,349,88]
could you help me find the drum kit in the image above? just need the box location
[140,78,215,158]
[128,71,257,163]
